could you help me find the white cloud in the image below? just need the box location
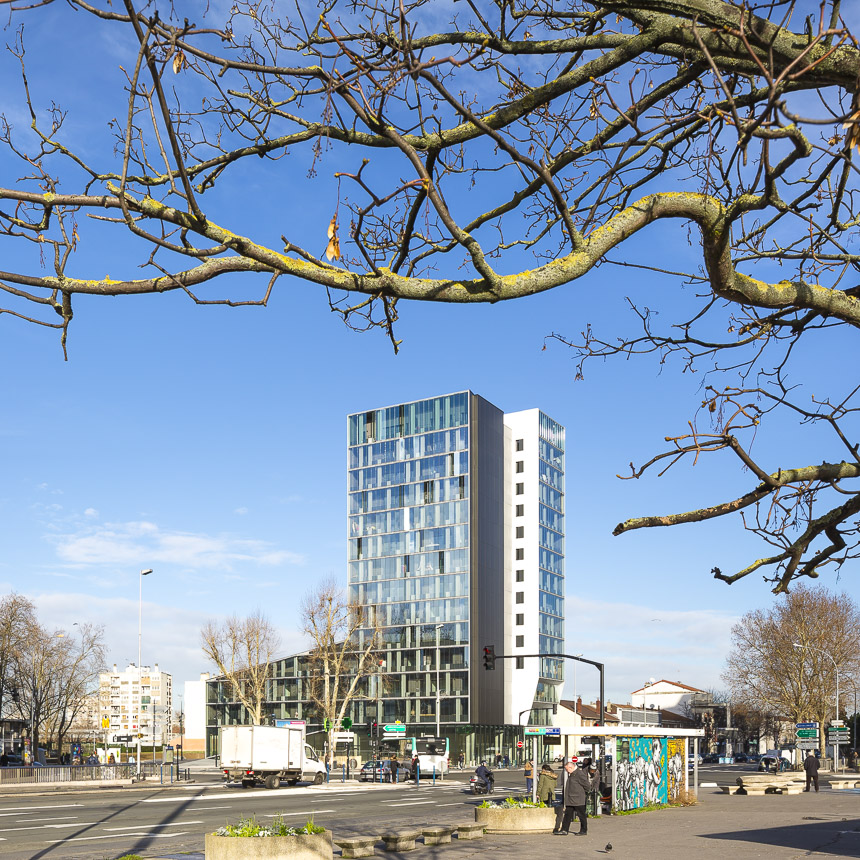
[84,508,99,518]
[50,520,304,571]
[234,507,248,515]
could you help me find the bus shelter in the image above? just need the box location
[549,726,705,812]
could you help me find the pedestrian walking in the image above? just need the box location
[390,755,399,784]
[504,753,510,768]
[524,758,534,793]
[495,753,502,768]
[410,755,419,784]
[804,751,820,792]
[458,751,465,770]
[536,763,558,806]
[553,760,596,836]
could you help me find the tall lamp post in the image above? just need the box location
[137,568,153,778]
[793,642,840,772]
[434,624,443,738]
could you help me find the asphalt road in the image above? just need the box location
[0,770,522,860]
[0,762,791,860]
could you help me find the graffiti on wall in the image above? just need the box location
[615,737,668,810]
[666,738,686,800]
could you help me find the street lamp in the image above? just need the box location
[434,624,443,737]
[793,642,840,772]
[137,568,153,778]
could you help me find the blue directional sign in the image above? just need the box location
[796,722,818,729]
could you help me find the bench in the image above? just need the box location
[422,826,455,846]
[722,774,804,796]
[454,822,485,840]
[334,835,379,858]
[829,780,860,790]
[380,830,421,852]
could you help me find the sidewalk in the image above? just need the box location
[149,786,860,860]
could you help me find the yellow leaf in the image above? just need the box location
[327,215,337,240]
[173,50,186,74]
[326,234,341,261]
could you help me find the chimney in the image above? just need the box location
[595,698,601,713]
[576,696,582,713]
[200,672,210,681]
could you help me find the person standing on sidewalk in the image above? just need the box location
[554,760,595,836]
[537,763,558,806]
[804,751,820,792]
[524,759,534,793]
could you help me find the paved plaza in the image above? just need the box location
[148,786,860,860]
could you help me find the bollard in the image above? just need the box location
[326,763,330,784]
[342,763,345,783]
[432,766,436,786]
[416,764,420,788]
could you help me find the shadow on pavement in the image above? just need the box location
[702,817,860,856]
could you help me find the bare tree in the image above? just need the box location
[5,2,860,588]
[201,611,281,726]
[47,623,107,754]
[301,579,382,767]
[0,594,35,720]
[723,585,860,753]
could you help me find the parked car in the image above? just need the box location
[734,752,748,763]
[359,759,409,783]
[759,754,789,772]
[701,753,719,764]
[747,753,762,763]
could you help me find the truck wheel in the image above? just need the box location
[241,780,252,789]
[313,772,324,785]
[265,775,280,790]
[287,778,299,786]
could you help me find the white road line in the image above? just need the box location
[191,806,231,810]
[144,787,317,803]
[0,822,97,832]
[381,801,437,806]
[700,782,718,787]
[262,809,335,816]
[103,820,203,831]
[47,831,189,844]
[15,817,79,823]
[438,802,468,806]
[0,804,84,813]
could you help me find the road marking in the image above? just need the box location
[700,782,718,787]
[0,822,97,832]
[143,787,317,803]
[15,816,79,823]
[0,804,84,813]
[103,820,203,831]
[381,801,437,806]
[191,805,231,810]
[47,831,189,844]
[262,809,335,816]
[438,802,468,806]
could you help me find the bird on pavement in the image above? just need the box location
[605,844,613,853]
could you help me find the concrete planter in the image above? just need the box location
[205,830,333,860]
[474,805,556,834]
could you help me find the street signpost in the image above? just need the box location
[383,723,406,733]
[333,731,355,744]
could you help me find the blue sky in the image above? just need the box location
[1,2,857,709]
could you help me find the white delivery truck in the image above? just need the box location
[220,725,326,789]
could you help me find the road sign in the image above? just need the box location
[102,717,110,729]
[110,734,132,743]
[796,729,818,738]
[524,727,546,735]
[382,733,404,741]
[383,724,406,733]
[333,732,355,744]
[796,722,819,729]
[545,728,561,737]
[516,740,524,749]
[275,719,306,727]
[831,720,845,726]
[797,740,818,750]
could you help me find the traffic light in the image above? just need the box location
[324,718,331,732]
[369,721,377,738]
[483,645,496,670]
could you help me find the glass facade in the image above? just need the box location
[538,416,565,683]
[347,393,472,727]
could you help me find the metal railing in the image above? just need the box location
[0,764,135,785]
[138,762,191,783]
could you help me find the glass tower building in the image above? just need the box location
[348,392,564,728]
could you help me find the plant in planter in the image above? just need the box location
[205,815,333,860]
[475,796,556,834]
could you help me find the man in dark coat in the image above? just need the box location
[804,752,820,792]
[553,760,595,836]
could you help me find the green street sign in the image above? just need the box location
[796,729,818,738]
[383,724,405,733]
